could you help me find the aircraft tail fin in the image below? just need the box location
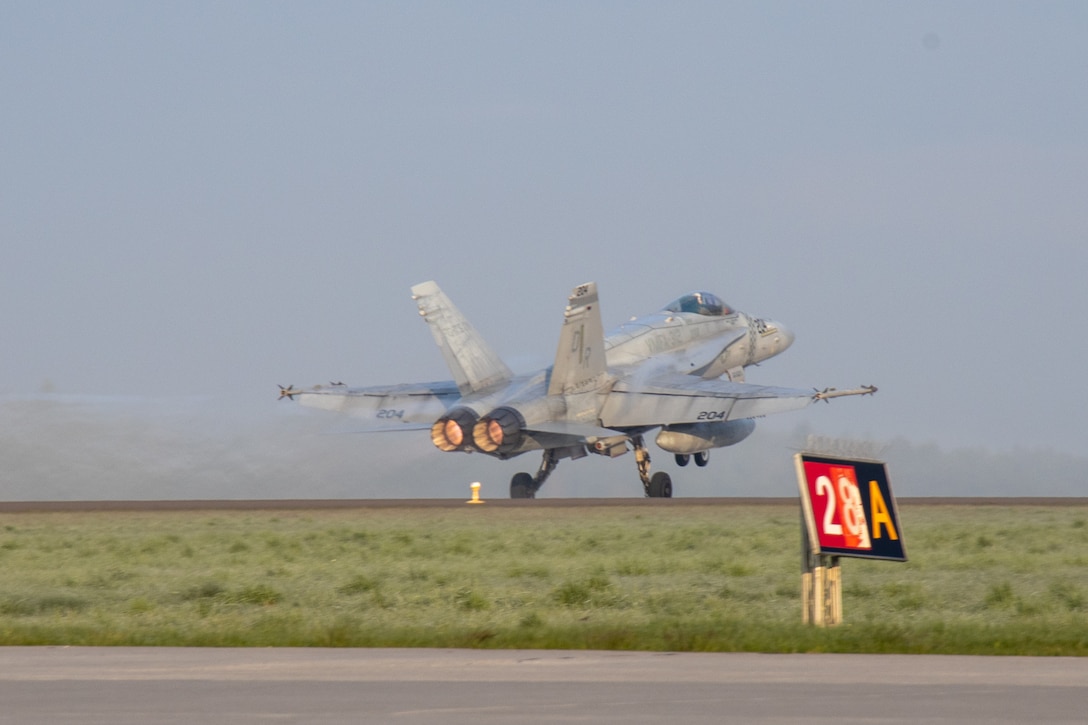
[548,282,608,395]
[411,281,513,395]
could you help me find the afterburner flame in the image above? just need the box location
[487,419,504,446]
[430,421,455,451]
[444,418,464,447]
[472,418,500,452]
[472,407,524,454]
[431,408,481,452]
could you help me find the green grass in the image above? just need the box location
[0,504,1086,654]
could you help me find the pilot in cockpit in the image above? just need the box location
[666,292,731,317]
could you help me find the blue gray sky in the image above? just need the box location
[3,2,1087,481]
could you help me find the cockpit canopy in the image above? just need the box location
[663,292,733,317]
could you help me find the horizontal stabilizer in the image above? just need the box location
[290,381,460,428]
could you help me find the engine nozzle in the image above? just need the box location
[430,408,479,452]
[472,407,525,454]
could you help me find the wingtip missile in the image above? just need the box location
[813,385,878,402]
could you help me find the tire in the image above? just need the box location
[694,451,709,467]
[510,472,535,499]
[674,454,690,467]
[648,471,673,498]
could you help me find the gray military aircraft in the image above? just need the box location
[279,281,875,498]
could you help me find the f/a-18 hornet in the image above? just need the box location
[280,282,875,498]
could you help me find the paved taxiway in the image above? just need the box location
[1,648,1084,724]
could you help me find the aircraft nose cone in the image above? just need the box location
[773,321,795,351]
[765,320,800,352]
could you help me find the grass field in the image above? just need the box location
[1,503,1086,654]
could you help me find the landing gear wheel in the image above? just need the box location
[648,471,673,498]
[694,451,709,467]
[674,454,690,467]
[510,472,535,499]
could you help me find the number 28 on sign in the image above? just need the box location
[798,455,906,561]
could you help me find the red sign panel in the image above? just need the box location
[796,454,907,561]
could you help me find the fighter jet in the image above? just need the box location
[280,281,874,498]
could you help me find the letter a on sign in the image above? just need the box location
[795,454,907,561]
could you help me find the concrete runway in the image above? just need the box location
[2,496,1086,512]
[1,648,1085,724]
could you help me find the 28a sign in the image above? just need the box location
[796,454,907,561]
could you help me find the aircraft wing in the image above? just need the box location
[599,373,817,429]
[283,381,460,429]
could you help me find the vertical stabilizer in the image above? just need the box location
[411,281,513,395]
[548,282,608,396]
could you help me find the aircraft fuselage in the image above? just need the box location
[446,302,795,459]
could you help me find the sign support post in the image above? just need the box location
[801,514,842,626]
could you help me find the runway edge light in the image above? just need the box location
[466,482,485,505]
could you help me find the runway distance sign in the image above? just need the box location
[796,453,907,561]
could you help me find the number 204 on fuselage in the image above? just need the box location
[279,282,876,499]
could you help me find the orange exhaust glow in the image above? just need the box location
[487,419,504,446]
[444,418,464,447]
[430,419,460,452]
[472,419,499,452]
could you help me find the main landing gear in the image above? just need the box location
[508,437,675,499]
[634,435,672,498]
[509,449,559,499]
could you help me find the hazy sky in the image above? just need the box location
[4,2,1087,460]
